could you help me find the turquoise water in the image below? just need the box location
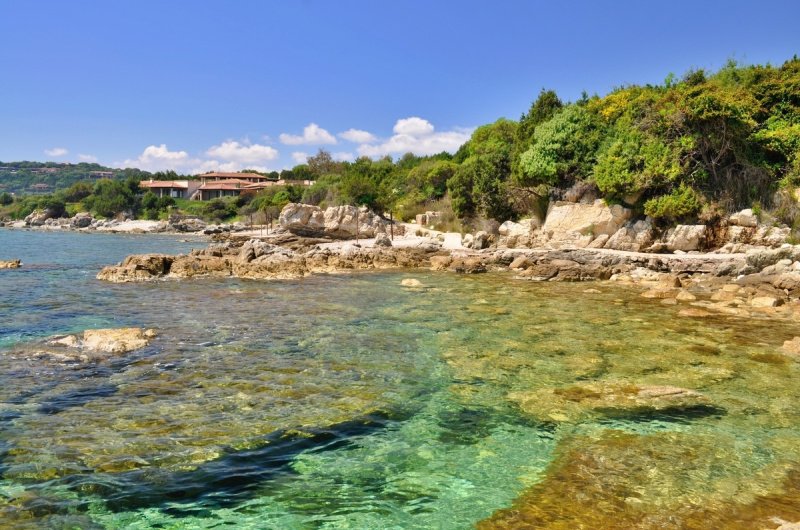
[1,229,800,528]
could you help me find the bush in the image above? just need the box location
[643,184,703,221]
[0,192,12,206]
[202,199,238,222]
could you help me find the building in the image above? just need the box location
[198,172,274,185]
[139,172,316,201]
[139,180,200,199]
[89,171,115,179]
[30,183,52,193]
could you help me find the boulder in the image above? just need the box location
[542,201,632,247]
[729,208,758,227]
[0,259,21,269]
[170,216,207,232]
[238,239,280,263]
[604,219,655,252]
[781,337,800,358]
[48,328,157,355]
[70,212,93,228]
[374,233,392,247]
[448,256,487,274]
[280,203,394,239]
[472,231,491,250]
[665,225,707,252]
[508,255,531,270]
[400,278,423,288]
[429,255,452,271]
[498,218,538,238]
[24,208,57,226]
[96,254,173,282]
[750,296,783,308]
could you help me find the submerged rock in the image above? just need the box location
[508,382,711,423]
[48,328,157,354]
[478,430,800,529]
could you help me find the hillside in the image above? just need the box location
[0,162,150,194]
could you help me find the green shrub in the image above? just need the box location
[643,184,703,221]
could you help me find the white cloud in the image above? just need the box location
[393,117,434,136]
[332,151,355,162]
[338,128,377,144]
[119,144,192,171]
[291,152,309,164]
[206,140,279,163]
[357,118,472,158]
[77,154,98,163]
[279,123,337,145]
[189,159,270,175]
[45,147,68,157]
[117,141,282,174]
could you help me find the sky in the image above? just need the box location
[1,0,799,174]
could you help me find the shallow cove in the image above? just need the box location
[1,230,800,528]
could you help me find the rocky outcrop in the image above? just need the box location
[96,254,174,282]
[664,224,707,252]
[70,212,93,228]
[24,208,58,226]
[542,200,632,241]
[279,203,400,239]
[98,238,436,282]
[0,259,21,269]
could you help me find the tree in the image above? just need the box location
[83,179,137,218]
[62,181,93,202]
[517,105,603,187]
[306,149,344,177]
[0,192,12,206]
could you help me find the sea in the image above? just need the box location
[0,229,799,528]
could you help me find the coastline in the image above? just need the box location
[94,228,800,324]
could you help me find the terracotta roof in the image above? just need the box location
[140,180,189,189]
[200,172,270,180]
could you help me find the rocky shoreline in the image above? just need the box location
[4,201,795,322]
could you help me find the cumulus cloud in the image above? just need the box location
[45,147,68,157]
[357,117,472,158]
[291,152,309,164]
[117,140,282,174]
[77,154,98,163]
[279,123,337,145]
[393,117,435,136]
[206,140,279,163]
[189,159,270,175]
[119,144,192,171]
[338,128,377,144]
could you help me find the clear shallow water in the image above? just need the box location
[1,230,800,528]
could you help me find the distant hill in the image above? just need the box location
[0,161,151,194]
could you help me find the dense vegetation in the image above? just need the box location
[0,162,149,194]
[260,58,800,229]
[3,59,799,229]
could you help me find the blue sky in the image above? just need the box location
[1,0,798,173]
